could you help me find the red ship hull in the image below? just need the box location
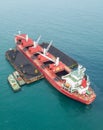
[15,34,96,105]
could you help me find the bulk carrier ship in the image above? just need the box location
[8,32,96,104]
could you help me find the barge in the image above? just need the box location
[6,49,43,84]
[8,74,21,92]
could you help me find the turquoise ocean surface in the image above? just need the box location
[0,0,103,130]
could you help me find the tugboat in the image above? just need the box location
[8,74,21,92]
[14,32,96,104]
[13,71,25,86]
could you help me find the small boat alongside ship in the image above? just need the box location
[13,71,25,86]
[8,74,21,92]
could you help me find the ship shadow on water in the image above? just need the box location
[57,93,93,114]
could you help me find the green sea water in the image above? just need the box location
[0,0,103,130]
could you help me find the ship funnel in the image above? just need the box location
[26,34,28,42]
[55,57,59,66]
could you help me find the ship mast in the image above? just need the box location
[33,35,41,48]
[43,40,52,55]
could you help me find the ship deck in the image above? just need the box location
[6,49,43,84]
[40,43,78,69]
